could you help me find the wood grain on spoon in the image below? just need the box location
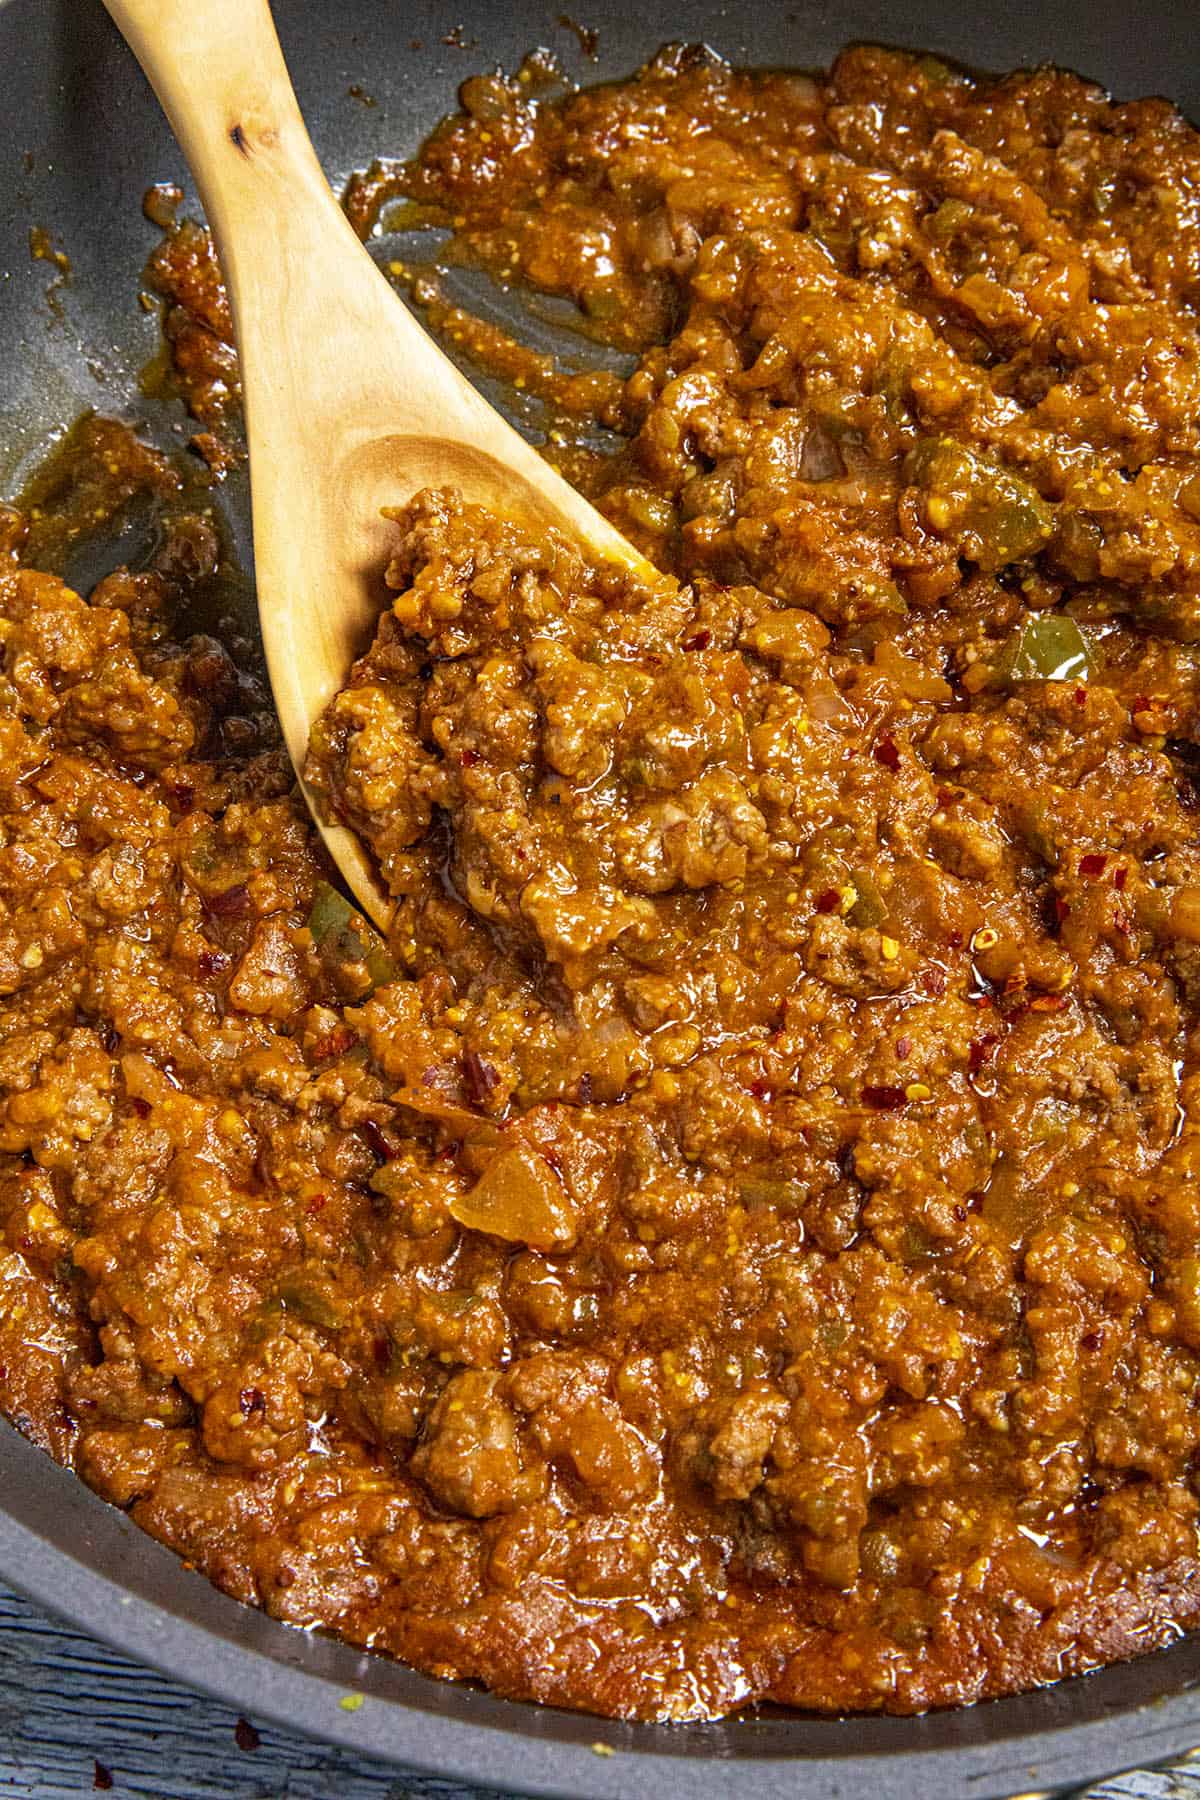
[101,0,656,928]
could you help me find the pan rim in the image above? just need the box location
[3,0,1200,1791]
[2,1419,1200,1800]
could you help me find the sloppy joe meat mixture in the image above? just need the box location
[5,44,1200,1721]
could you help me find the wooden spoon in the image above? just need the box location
[102,0,655,928]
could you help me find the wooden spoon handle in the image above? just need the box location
[102,0,315,200]
[101,0,425,434]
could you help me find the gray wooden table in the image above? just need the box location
[0,1583,1195,1800]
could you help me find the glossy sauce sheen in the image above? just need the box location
[5,44,1200,1721]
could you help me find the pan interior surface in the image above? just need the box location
[1,0,1200,1793]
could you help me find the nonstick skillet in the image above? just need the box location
[2,1,1200,1794]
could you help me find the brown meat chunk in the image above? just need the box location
[411,1371,544,1517]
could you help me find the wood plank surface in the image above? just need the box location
[0,1583,1194,1800]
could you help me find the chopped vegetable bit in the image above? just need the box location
[275,1274,345,1329]
[450,1143,579,1250]
[308,881,399,992]
[850,871,888,929]
[996,615,1093,684]
[906,437,1053,569]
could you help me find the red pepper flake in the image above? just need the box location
[459,747,479,768]
[372,1334,392,1372]
[361,1118,392,1162]
[93,1763,113,1792]
[204,882,252,918]
[815,887,840,914]
[1113,866,1127,891]
[873,733,901,771]
[896,1036,912,1060]
[863,1083,907,1111]
[1029,994,1066,1013]
[748,1077,773,1100]
[1132,694,1151,715]
[968,1034,999,1075]
[234,1717,261,1753]
[1053,896,1071,924]
[462,1048,500,1107]
[1073,685,1088,706]
[197,947,231,977]
[306,1192,328,1216]
[238,1387,265,1417]
[1113,909,1132,937]
[1080,1329,1103,1353]
[683,628,712,652]
[920,965,947,997]
[313,1026,355,1062]
[1079,853,1107,879]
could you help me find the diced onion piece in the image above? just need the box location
[450,1145,578,1251]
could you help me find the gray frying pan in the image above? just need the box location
[1,1,1199,1794]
